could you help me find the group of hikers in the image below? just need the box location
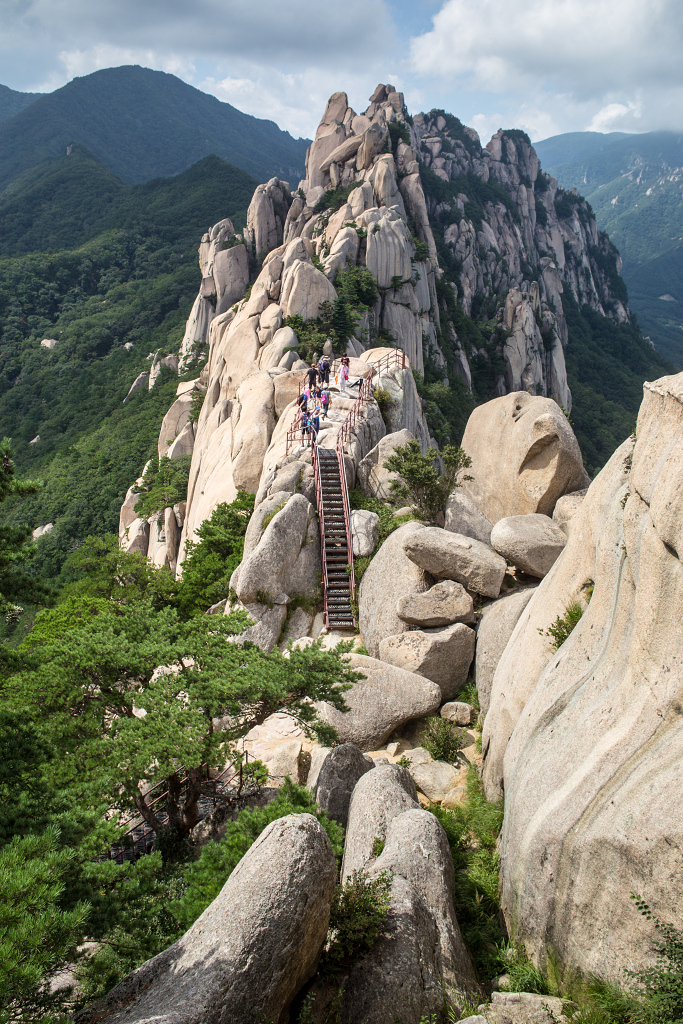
[296,354,352,447]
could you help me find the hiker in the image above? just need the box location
[306,362,319,390]
[300,410,311,447]
[320,387,330,418]
[318,354,330,384]
[338,358,349,394]
[311,403,321,441]
[296,389,308,413]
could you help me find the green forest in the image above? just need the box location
[0,148,255,598]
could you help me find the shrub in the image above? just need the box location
[313,182,359,215]
[413,238,431,262]
[420,717,468,763]
[321,870,392,971]
[628,895,683,1023]
[188,388,204,424]
[496,942,550,994]
[175,491,254,617]
[538,600,583,650]
[383,438,472,523]
[133,453,193,520]
[430,767,504,979]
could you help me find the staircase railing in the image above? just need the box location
[311,444,332,627]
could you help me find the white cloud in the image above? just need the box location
[409,0,683,136]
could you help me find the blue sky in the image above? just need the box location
[1,0,682,143]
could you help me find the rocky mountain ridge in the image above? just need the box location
[98,85,683,1020]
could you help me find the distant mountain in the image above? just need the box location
[0,83,42,124]
[0,66,309,191]
[535,130,683,366]
[0,143,257,256]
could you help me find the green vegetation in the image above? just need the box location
[283,265,379,360]
[321,870,392,972]
[76,780,344,1002]
[313,181,359,215]
[0,148,256,594]
[539,600,584,650]
[133,455,193,520]
[420,165,518,226]
[175,492,255,618]
[420,717,468,763]
[562,294,671,476]
[0,65,308,191]
[430,767,505,980]
[383,438,472,523]
[536,128,683,364]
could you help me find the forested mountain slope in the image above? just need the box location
[0,82,42,123]
[0,65,309,189]
[0,151,256,598]
[535,130,683,366]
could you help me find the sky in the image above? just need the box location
[1,0,682,144]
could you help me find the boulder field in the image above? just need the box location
[102,82,682,1022]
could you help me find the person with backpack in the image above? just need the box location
[320,387,330,418]
[311,403,321,441]
[300,409,311,447]
[318,354,330,384]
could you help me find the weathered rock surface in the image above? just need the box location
[76,814,336,1024]
[316,654,441,751]
[378,622,475,700]
[234,494,320,606]
[373,809,480,997]
[342,763,419,880]
[397,579,474,627]
[356,428,415,502]
[490,513,567,578]
[484,372,683,985]
[314,743,374,827]
[339,876,447,1024]
[410,759,460,802]
[483,992,571,1024]
[359,521,432,657]
[445,490,494,544]
[460,393,587,524]
[351,509,379,557]
[441,701,477,726]
[474,588,536,717]
[403,527,506,598]
[552,488,588,536]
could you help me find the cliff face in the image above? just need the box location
[119,84,632,615]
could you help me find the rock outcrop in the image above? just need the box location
[484,371,683,985]
[460,393,587,524]
[76,814,336,1024]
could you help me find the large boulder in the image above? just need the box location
[397,579,474,627]
[339,876,447,1024]
[314,743,374,827]
[356,428,414,502]
[213,243,249,314]
[342,764,419,880]
[373,809,480,998]
[378,622,475,700]
[484,372,683,986]
[359,521,432,657]
[351,509,379,557]
[315,654,441,751]
[552,488,588,536]
[490,513,567,578]
[474,587,536,717]
[410,759,460,802]
[233,494,320,606]
[230,372,276,494]
[280,258,337,321]
[403,527,506,599]
[460,392,587,525]
[445,490,493,544]
[76,814,336,1024]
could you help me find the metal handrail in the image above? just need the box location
[311,444,332,626]
[336,444,356,602]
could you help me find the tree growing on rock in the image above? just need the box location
[383,439,472,523]
[9,594,359,847]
